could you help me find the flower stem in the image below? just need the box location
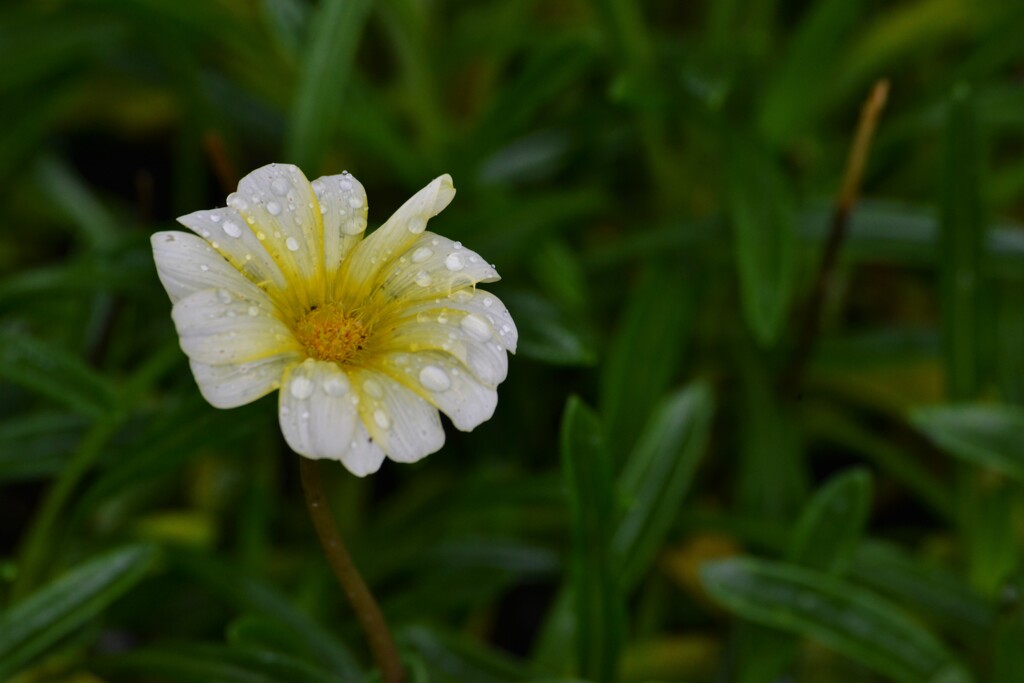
[298,457,405,683]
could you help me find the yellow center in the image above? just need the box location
[294,303,369,364]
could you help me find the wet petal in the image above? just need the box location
[190,354,297,408]
[398,288,517,354]
[172,287,301,365]
[279,359,384,475]
[152,231,262,304]
[310,172,368,283]
[372,351,498,431]
[232,164,325,306]
[338,175,455,304]
[348,368,445,463]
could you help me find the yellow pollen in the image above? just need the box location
[294,303,369,364]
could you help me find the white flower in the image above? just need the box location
[152,164,517,476]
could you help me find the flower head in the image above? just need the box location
[152,164,516,476]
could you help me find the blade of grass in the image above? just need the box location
[560,397,623,682]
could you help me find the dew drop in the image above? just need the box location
[227,193,248,211]
[222,221,242,238]
[373,409,391,429]
[483,297,494,307]
[411,247,432,263]
[271,177,290,195]
[247,305,259,317]
[210,214,222,223]
[349,196,363,209]
[199,264,210,272]
[266,201,282,216]
[290,376,315,399]
[460,314,492,341]
[408,218,426,234]
[322,373,350,397]
[419,365,451,392]
[286,237,300,251]
[415,271,432,287]
[453,241,463,249]
[216,289,233,304]
[444,253,465,271]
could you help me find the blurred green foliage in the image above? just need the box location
[2,0,1024,681]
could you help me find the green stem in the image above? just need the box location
[298,457,405,683]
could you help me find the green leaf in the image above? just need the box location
[910,404,1024,481]
[725,136,797,346]
[0,328,118,418]
[503,290,597,366]
[560,397,623,682]
[97,642,342,683]
[400,625,533,683]
[170,550,361,679]
[758,0,863,145]
[0,411,83,482]
[599,266,696,458]
[0,544,159,680]
[849,541,991,636]
[701,557,973,683]
[939,83,988,400]
[788,468,872,574]
[286,0,373,171]
[613,382,714,589]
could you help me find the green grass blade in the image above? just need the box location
[613,382,714,589]
[599,266,696,459]
[788,468,872,573]
[286,0,373,171]
[0,544,159,680]
[939,84,987,400]
[910,404,1024,481]
[725,137,797,346]
[96,642,341,683]
[560,397,622,682]
[701,557,974,683]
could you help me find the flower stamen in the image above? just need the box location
[294,302,369,364]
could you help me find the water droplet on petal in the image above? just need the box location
[290,376,315,399]
[444,253,465,271]
[483,297,494,307]
[373,409,391,429]
[419,365,451,392]
[460,314,491,341]
[408,217,426,234]
[415,271,432,287]
[349,196,363,209]
[210,214,222,223]
[266,201,282,216]
[227,193,248,211]
[247,305,259,316]
[322,373,350,397]
[271,177,290,195]
[411,247,432,263]
[199,264,210,272]
[216,289,232,304]
[222,221,242,238]
[286,237,300,251]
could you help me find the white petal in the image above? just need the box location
[337,175,456,304]
[348,368,445,464]
[403,288,517,354]
[190,354,297,408]
[372,351,498,431]
[176,206,297,312]
[278,360,384,476]
[375,306,509,386]
[172,287,302,365]
[369,234,500,309]
[233,164,325,306]
[310,172,368,282]
[151,231,263,304]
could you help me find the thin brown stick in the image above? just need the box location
[783,79,890,394]
[202,131,238,193]
[299,458,405,683]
